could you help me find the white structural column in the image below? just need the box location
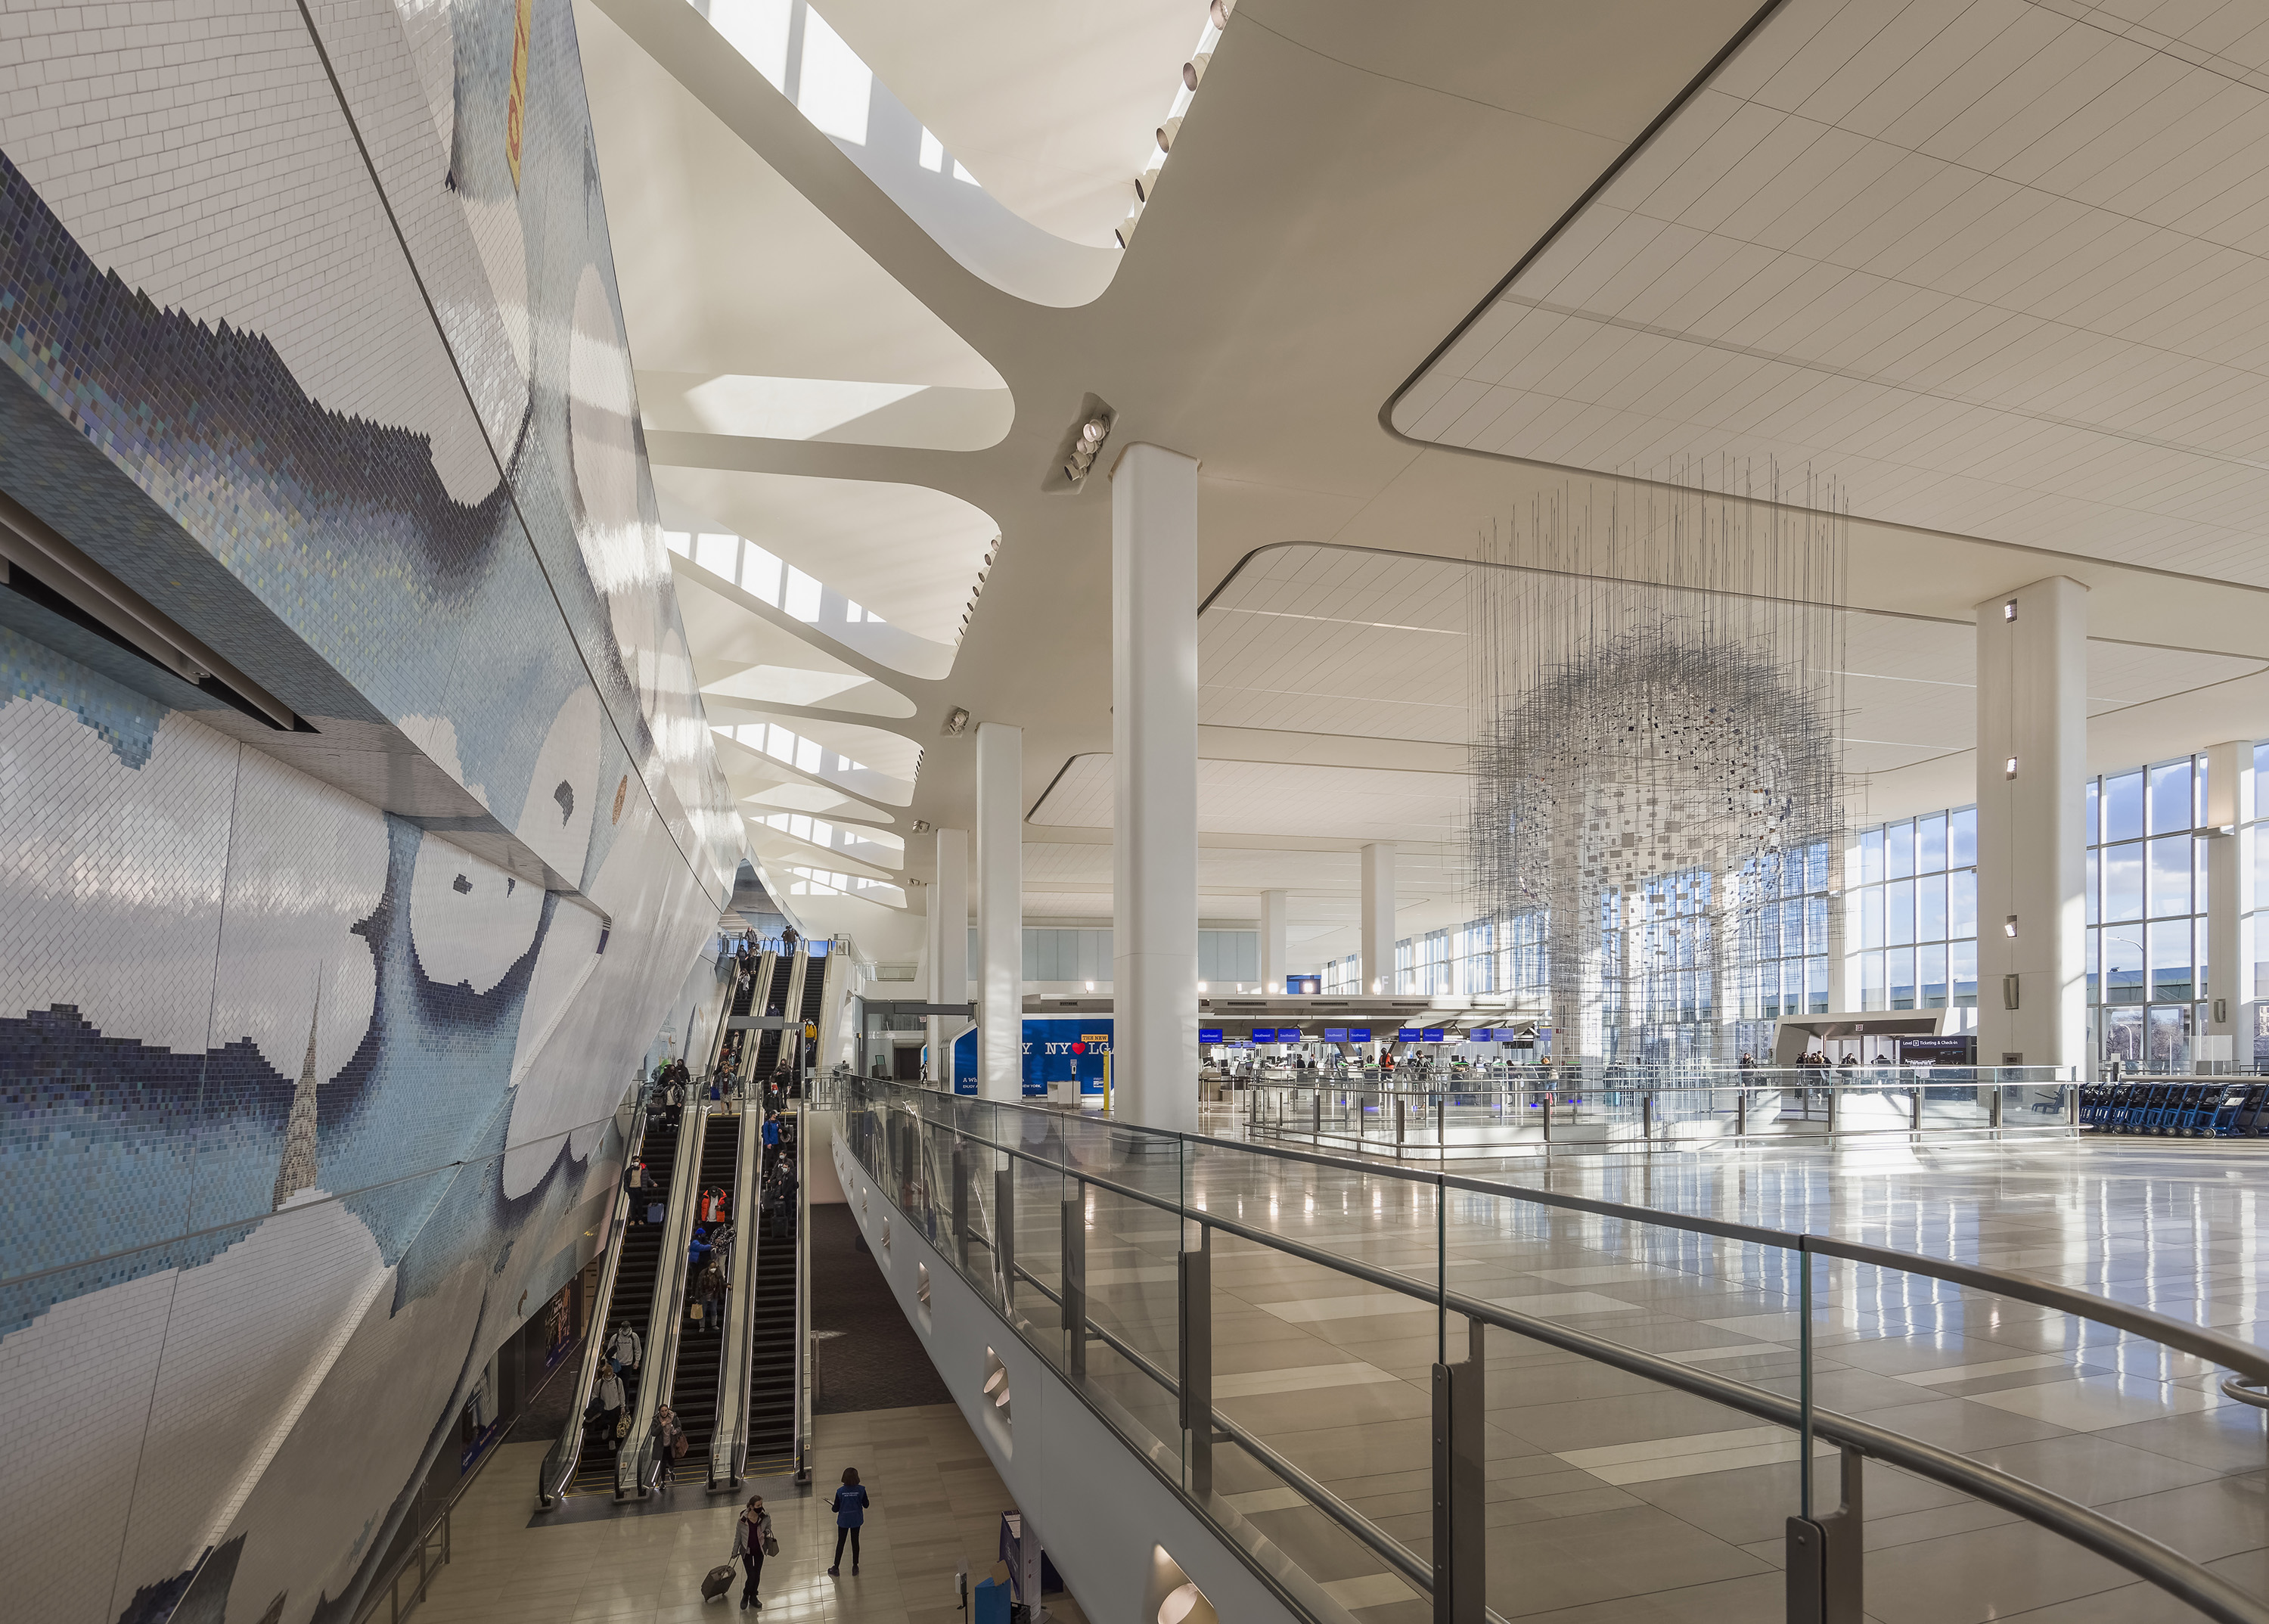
[1110,443,1200,1133]
[2202,740,2254,1067]
[930,827,969,1088]
[1975,577,2087,1070]
[1361,843,1395,994]
[976,722,1024,1101]
[1260,890,1289,995]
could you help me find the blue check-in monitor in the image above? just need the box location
[1324,1026,1348,1042]
[1250,1026,1276,1043]
[1396,1026,1421,1042]
[1349,1027,1373,1042]
[1423,1027,1445,1043]
[1199,1026,1223,1044]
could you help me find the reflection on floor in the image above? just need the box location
[413,1407,1088,1624]
[1020,1106,2269,1621]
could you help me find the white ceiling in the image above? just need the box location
[654,467,996,645]
[580,0,2269,966]
[1032,754,1467,846]
[1395,0,2269,583]
[812,0,1212,247]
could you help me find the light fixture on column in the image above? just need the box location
[2004,914,2018,936]
[2004,600,2017,621]
[1197,981,1208,992]
[1057,402,1116,489]
[941,707,970,737]
[2005,756,2018,778]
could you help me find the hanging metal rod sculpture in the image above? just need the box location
[1468,462,1848,1073]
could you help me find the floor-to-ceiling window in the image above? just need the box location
[1730,840,1835,1060]
[1846,810,1977,1026]
[2090,756,2208,1073]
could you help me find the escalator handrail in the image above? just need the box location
[617,1101,706,1497]
[535,1104,647,1509]
[707,1100,765,1490]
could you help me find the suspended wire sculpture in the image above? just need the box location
[1468,462,1848,1072]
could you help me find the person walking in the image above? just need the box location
[607,1321,641,1376]
[594,1365,626,1452]
[732,1493,774,1609]
[827,1466,869,1576]
[652,1402,686,1489]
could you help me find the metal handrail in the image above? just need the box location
[706,1098,763,1491]
[837,1078,2269,1622]
[619,1102,706,1496]
[536,1107,648,1509]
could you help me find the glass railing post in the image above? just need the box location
[1178,1220,1212,1500]
[996,1160,1015,1314]
[1062,1180,1085,1380]
[951,1138,970,1271]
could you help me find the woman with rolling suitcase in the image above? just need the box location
[730,1494,775,1608]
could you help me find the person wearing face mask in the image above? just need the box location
[731,1492,776,1609]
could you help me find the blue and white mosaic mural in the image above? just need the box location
[0,2,743,1619]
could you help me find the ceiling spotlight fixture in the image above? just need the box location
[912,819,931,834]
[1183,54,1209,90]
[1210,0,1234,25]
[941,706,970,737]
[1156,115,1182,154]
[1060,407,1115,488]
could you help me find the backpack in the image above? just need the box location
[647,1201,665,1225]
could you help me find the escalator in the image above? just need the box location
[749,950,796,1087]
[568,1114,680,1495]
[744,1169,799,1470]
[712,956,760,1083]
[660,1113,742,1479]
[792,948,829,1085]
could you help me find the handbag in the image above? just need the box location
[761,1532,779,1557]
[614,1414,629,1439]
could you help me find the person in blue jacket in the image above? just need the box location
[688,1226,712,1270]
[827,1465,870,1576]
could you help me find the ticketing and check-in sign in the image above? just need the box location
[1277,1026,1302,1042]
[1199,1027,1224,1045]
[1349,1026,1373,1042]
[1324,1026,1348,1041]
[1251,1026,1277,1043]
[1396,1026,1421,1041]
[1423,1027,1445,1043]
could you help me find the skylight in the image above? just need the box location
[665,529,876,625]
[716,722,870,778]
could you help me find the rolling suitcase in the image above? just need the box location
[702,1563,735,1602]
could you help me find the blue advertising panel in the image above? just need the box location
[1199,1026,1223,1045]
[953,1027,978,1095]
[1349,1026,1373,1042]
[1423,1027,1445,1043]
[1022,1017,1112,1095]
[1396,1027,1421,1042]
[1324,1027,1349,1042]
[1287,974,1321,994]
[1250,1026,1277,1043]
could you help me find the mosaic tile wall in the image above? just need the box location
[0,2,744,1619]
